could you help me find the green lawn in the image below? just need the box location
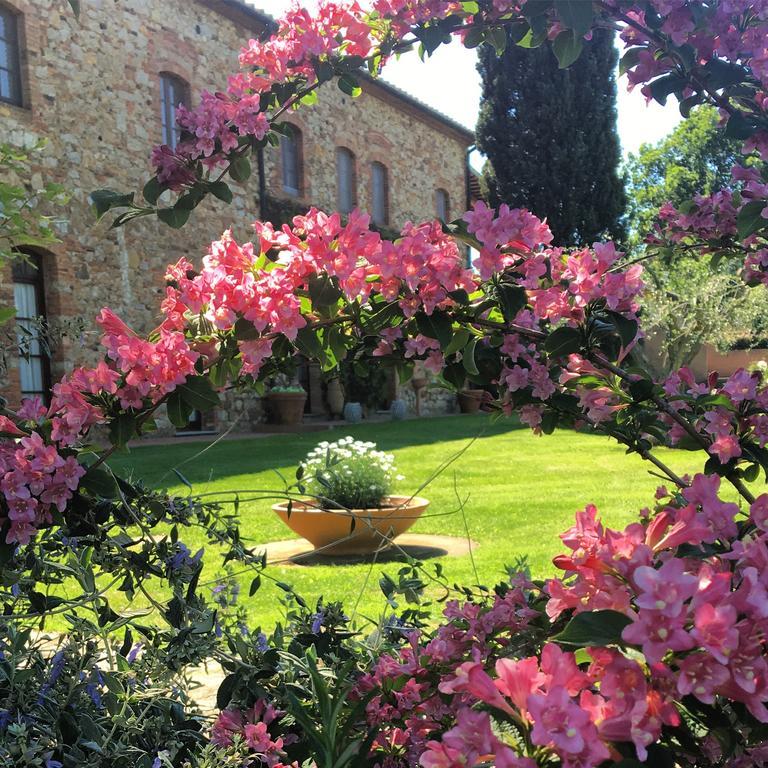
[108,414,740,630]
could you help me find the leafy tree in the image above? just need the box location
[624,106,743,244]
[640,256,768,374]
[476,28,626,246]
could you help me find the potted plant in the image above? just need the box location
[265,378,307,425]
[273,436,429,554]
[458,388,485,414]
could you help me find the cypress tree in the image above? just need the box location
[476,29,627,246]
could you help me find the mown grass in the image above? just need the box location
[107,414,745,630]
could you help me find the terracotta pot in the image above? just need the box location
[326,378,345,417]
[273,495,430,555]
[266,391,306,425]
[458,388,484,414]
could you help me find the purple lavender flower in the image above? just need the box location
[310,612,325,634]
[37,649,67,704]
[167,544,204,571]
[127,642,144,664]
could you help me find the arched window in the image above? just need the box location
[371,162,389,227]
[160,73,189,148]
[336,147,356,214]
[281,124,303,196]
[0,3,22,106]
[435,188,450,222]
[12,254,50,403]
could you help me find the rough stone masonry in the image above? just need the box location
[0,0,473,430]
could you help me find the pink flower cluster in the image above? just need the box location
[549,476,768,725]
[337,472,768,767]
[425,642,680,767]
[661,366,768,465]
[355,582,541,766]
[97,308,199,409]
[0,426,84,545]
[161,209,474,379]
[211,699,298,767]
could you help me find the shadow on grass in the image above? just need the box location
[285,542,451,566]
[110,413,524,490]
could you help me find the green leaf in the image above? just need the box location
[555,0,593,36]
[313,60,335,84]
[462,338,480,375]
[649,73,687,106]
[338,74,362,97]
[702,58,748,89]
[724,111,758,140]
[544,326,581,358]
[0,306,16,325]
[444,328,472,357]
[294,326,326,362]
[606,311,638,349]
[209,181,233,204]
[554,609,632,647]
[233,317,261,340]
[743,463,760,483]
[629,378,655,403]
[488,26,507,56]
[678,94,703,118]
[157,205,191,229]
[67,0,81,16]
[496,283,527,323]
[619,47,643,77]
[166,391,193,428]
[90,189,135,219]
[552,29,583,69]
[462,26,485,49]
[737,200,767,240]
[308,274,343,307]
[249,575,261,596]
[177,376,220,411]
[142,176,163,205]
[415,310,453,349]
[80,466,119,499]
[442,362,466,391]
[229,156,252,183]
[109,413,136,448]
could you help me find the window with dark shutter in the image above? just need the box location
[436,188,450,222]
[12,254,51,403]
[0,5,22,106]
[160,73,189,148]
[336,147,356,214]
[281,125,302,196]
[371,162,389,227]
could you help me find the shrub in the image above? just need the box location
[299,436,402,509]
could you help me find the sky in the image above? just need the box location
[253,1,683,159]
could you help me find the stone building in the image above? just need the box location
[0,0,474,430]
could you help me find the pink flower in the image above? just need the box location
[691,603,739,665]
[527,685,594,756]
[632,559,697,617]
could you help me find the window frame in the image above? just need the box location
[12,253,51,404]
[281,124,303,197]
[0,3,23,107]
[371,161,389,227]
[160,72,189,149]
[336,147,357,214]
[435,188,450,222]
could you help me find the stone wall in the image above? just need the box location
[0,0,471,425]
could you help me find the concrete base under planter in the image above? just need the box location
[255,533,478,566]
